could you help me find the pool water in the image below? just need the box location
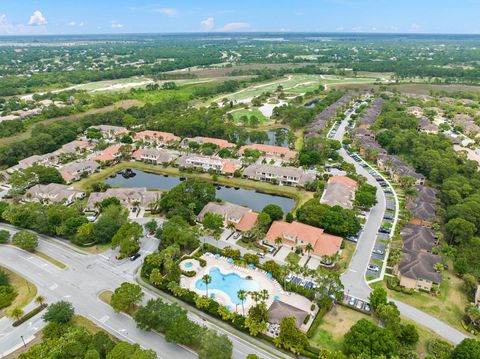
[195,267,259,305]
[184,262,193,269]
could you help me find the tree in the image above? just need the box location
[12,230,38,252]
[354,183,377,208]
[111,222,143,258]
[202,274,212,298]
[110,283,144,313]
[202,212,224,234]
[0,229,10,243]
[42,301,74,323]
[273,317,308,354]
[106,342,156,359]
[9,306,23,320]
[98,197,121,212]
[445,218,476,245]
[144,220,158,234]
[450,338,480,359]
[237,289,247,316]
[35,295,46,306]
[343,319,398,357]
[376,302,400,329]
[255,212,272,233]
[198,329,233,359]
[398,323,419,347]
[92,205,128,244]
[306,243,313,256]
[262,204,284,221]
[369,287,387,311]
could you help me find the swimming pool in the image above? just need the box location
[195,267,259,305]
[184,262,193,269]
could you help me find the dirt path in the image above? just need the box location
[0,99,143,146]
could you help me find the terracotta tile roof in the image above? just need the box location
[239,144,297,160]
[265,220,342,257]
[134,130,179,143]
[93,144,122,162]
[235,212,259,232]
[132,148,145,159]
[222,161,237,174]
[188,137,235,149]
[328,176,358,189]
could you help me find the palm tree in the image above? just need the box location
[249,291,261,305]
[35,295,45,306]
[305,243,313,257]
[237,289,247,315]
[202,274,212,297]
[274,236,283,247]
[259,289,269,303]
[9,307,23,321]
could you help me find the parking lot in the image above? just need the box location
[343,294,371,313]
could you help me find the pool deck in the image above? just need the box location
[181,253,314,322]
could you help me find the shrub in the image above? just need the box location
[13,304,47,327]
[306,303,332,338]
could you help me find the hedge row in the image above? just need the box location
[12,303,48,327]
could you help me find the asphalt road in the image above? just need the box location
[333,105,468,345]
[0,224,289,359]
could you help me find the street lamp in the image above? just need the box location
[20,335,26,348]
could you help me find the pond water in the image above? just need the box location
[245,128,290,147]
[104,169,295,213]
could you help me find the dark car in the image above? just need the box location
[130,253,141,261]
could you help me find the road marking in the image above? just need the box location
[49,283,58,290]
[99,315,109,323]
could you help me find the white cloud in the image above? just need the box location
[219,22,250,32]
[410,23,420,32]
[111,21,124,29]
[200,17,214,31]
[154,8,177,17]
[28,10,47,26]
[68,20,84,27]
[0,13,46,35]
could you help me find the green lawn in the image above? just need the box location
[0,267,37,318]
[230,108,268,123]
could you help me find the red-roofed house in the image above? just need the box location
[183,136,236,149]
[92,144,123,163]
[265,220,342,259]
[235,212,259,232]
[239,144,297,161]
[134,130,180,145]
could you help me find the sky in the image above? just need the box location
[1,0,480,36]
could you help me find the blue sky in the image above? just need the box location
[1,0,480,35]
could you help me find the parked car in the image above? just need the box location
[348,297,356,306]
[346,236,358,243]
[232,232,241,240]
[130,253,141,261]
[364,303,371,312]
[259,253,265,258]
[356,300,364,310]
[379,227,391,234]
[373,248,385,255]
[368,264,380,272]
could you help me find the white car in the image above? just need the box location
[368,264,380,272]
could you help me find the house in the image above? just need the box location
[24,183,85,205]
[133,130,180,145]
[55,140,92,155]
[89,125,128,140]
[85,187,160,212]
[243,164,315,187]
[320,176,358,209]
[92,144,123,163]
[265,220,343,259]
[406,200,437,225]
[267,300,309,329]
[182,136,235,150]
[7,154,57,174]
[239,144,297,161]
[397,249,442,291]
[132,148,176,164]
[175,155,241,175]
[198,201,257,231]
[59,160,100,183]
[400,224,438,253]
[376,154,425,185]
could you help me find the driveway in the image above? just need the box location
[274,246,291,262]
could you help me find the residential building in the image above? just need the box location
[243,164,315,187]
[265,220,343,258]
[24,183,85,205]
[92,144,123,163]
[397,249,442,291]
[55,140,92,155]
[267,300,308,329]
[133,130,180,145]
[239,144,297,161]
[85,187,160,212]
[132,148,176,164]
[198,201,257,231]
[377,154,425,185]
[320,176,358,209]
[182,136,235,149]
[175,154,241,175]
[400,224,438,253]
[59,160,100,183]
[89,125,128,140]
[7,154,57,173]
